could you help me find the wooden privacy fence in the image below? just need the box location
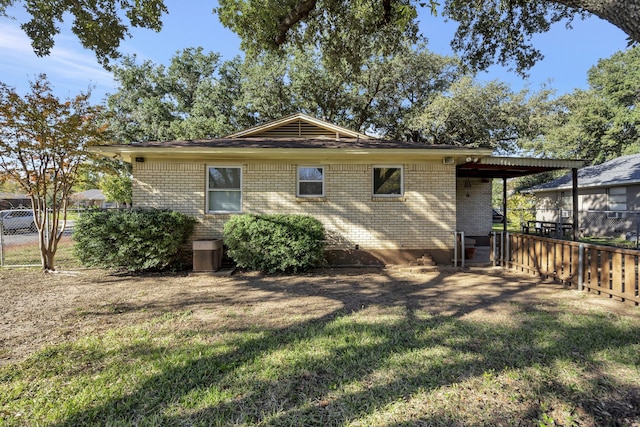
[491,232,640,305]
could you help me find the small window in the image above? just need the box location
[608,187,626,211]
[560,191,572,218]
[373,166,403,196]
[297,167,324,197]
[207,166,242,213]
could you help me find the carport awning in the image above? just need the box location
[457,156,585,240]
[457,157,585,179]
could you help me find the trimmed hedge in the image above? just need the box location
[73,209,195,272]
[223,214,326,273]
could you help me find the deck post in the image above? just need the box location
[453,232,458,267]
[492,231,497,267]
[578,243,584,291]
[505,232,510,268]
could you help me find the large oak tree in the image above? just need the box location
[1,0,637,72]
[523,46,640,164]
[104,45,462,142]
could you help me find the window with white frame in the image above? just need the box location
[297,167,324,197]
[207,166,242,213]
[372,166,403,196]
[560,191,573,218]
[608,187,627,211]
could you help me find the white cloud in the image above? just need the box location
[0,21,115,99]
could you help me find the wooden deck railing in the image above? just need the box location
[491,232,640,305]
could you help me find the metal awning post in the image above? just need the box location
[572,168,579,241]
[502,177,507,232]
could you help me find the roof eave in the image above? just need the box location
[88,145,493,163]
[529,178,640,193]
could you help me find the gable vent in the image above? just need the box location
[257,120,337,138]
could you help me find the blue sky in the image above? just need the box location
[0,0,630,102]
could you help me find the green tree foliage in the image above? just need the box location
[4,1,638,72]
[106,47,233,143]
[99,172,132,207]
[224,214,326,273]
[506,192,536,226]
[524,47,640,164]
[217,0,420,74]
[105,45,463,140]
[410,77,556,150]
[73,165,102,192]
[216,0,639,75]
[0,74,109,271]
[73,209,195,272]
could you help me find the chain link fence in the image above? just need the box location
[504,208,640,249]
[0,208,79,268]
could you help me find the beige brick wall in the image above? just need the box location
[456,178,492,236]
[133,160,457,250]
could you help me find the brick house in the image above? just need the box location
[91,113,580,265]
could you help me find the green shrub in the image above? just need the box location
[73,209,195,272]
[223,214,326,273]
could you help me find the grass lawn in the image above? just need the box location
[1,268,639,426]
[1,236,77,268]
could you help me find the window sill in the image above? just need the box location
[296,197,327,202]
[205,212,240,216]
[371,196,406,202]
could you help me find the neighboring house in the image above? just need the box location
[527,153,640,236]
[70,189,110,208]
[0,192,31,210]
[90,113,581,265]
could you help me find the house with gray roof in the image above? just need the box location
[70,189,109,208]
[527,153,640,236]
[90,113,582,266]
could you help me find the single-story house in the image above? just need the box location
[527,153,640,236]
[90,113,583,265]
[70,189,110,208]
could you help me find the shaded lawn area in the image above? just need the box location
[1,235,76,268]
[1,267,640,426]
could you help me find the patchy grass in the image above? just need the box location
[1,236,78,268]
[1,269,640,426]
[581,235,639,250]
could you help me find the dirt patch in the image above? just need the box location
[1,266,638,366]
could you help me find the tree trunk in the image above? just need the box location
[551,0,640,42]
[42,249,56,272]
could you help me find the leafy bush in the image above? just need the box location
[73,209,195,272]
[507,192,536,226]
[224,214,326,273]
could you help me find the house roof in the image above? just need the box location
[225,113,370,139]
[90,113,495,162]
[88,113,583,176]
[526,153,640,192]
[70,189,106,201]
[0,192,29,199]
[90,136,493,163]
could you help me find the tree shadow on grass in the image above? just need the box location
[41,269,640,426]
